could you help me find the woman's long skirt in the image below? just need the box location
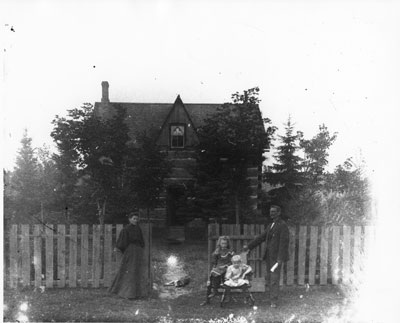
[108,244,148,299]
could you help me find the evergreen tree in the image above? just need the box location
[264,117,303,191]
[36,145,60,221]
[9,129,41,222]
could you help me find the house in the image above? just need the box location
[94,81,265,227]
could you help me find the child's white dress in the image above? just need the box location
[223,264,252,287]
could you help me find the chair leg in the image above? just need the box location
[220,289,226,307]
[249,292,255,306]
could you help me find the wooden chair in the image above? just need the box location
[219,252,255,308]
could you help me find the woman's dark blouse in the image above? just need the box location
[116,224,145,252]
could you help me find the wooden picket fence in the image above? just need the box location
[4,224,152,290]
[208,224,375,291]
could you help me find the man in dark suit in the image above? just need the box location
[243,205,289,308]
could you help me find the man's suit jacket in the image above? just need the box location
[247,219,290,264]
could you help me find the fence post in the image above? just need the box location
[298,226,307,285]
[320,226,329,285]
[92,224,101,288]
[353,226,363,285]
[342,226,351,284]
[308,226,318,285]
[57,225,66,288]
[115,224,124,267]
[9,225,18,288]
[286,226,296,286]
[81,225,89,287]
[331,226,340,285]
[33,225,43,288]
[45,225,54,288]
[103,224,112,287]
[69,224,78,287]
[21,224,30,287]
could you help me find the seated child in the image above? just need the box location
[223,254,252,288]
[200,236,234,305]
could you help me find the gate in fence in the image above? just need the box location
[208,224,374,291]
[4,224,152,291]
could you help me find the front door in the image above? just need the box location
[166,185,187,226]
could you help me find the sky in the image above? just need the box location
[1,0,400,176]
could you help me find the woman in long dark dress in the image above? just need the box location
[108,212,147,299]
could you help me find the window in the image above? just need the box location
[170,125,185,148]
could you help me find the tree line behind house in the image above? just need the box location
[3,88,370,226]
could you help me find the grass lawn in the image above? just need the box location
[3,240,347,322]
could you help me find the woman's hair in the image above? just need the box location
[213,235,232,254]
[127,211,139,219]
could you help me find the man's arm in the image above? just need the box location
[244,230,268,251]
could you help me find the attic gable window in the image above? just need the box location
[170,125,185,148]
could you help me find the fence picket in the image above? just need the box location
[298,226,307,285]
[21,225,30,287]
[233,225,240,254]
[258,224,265,281]
[92,225,101,288]
[308,226,318,285]
[69,225,77,287]
[33,225,42,288]
[342,226,351,284]
[115,224,124,266]
[9,225,18,288]
[148,223,153,292]
[57,225,66,288]
[208,224,213,273]
[286,227,296,285]
[320,227,329,285]
[45,225,54,288]
[142,223,151,295]
[353,226,362,284]
[81,225,89,287]
[103,225,112,287]
[331,226,340,285]
[4,223,374,290]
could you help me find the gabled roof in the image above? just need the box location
[94,98,222,136]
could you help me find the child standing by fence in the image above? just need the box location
[201,235,234,305]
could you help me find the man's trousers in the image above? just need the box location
[265,261,282,303]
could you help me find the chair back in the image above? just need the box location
[239,252,248,264]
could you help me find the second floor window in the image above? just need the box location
[171,125,185,148]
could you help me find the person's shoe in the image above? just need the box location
[270,302,277,308]
[207,292,216,299]
[200,300,209,306]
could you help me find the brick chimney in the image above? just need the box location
[101,81,109,103]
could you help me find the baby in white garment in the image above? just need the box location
[224,255,252,287]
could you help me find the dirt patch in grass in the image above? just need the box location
[152,240,209,299]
